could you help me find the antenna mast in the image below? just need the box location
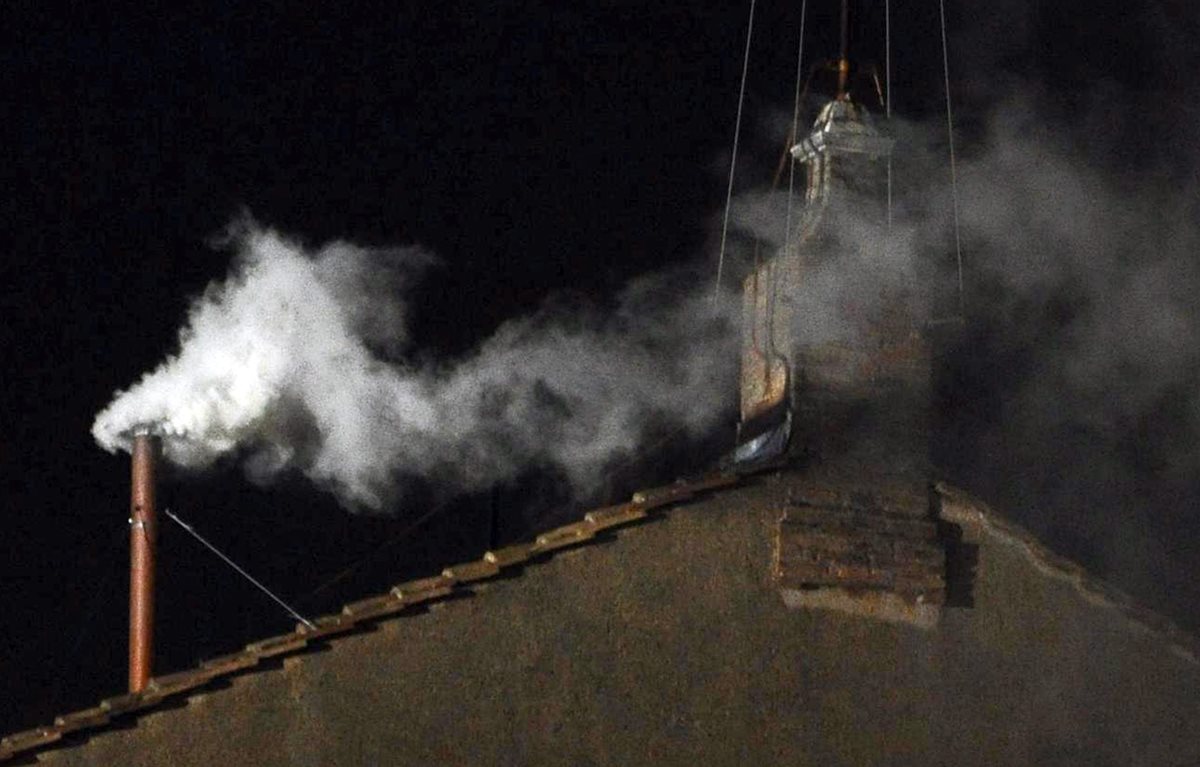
[836,0,850,99]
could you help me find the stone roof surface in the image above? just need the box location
[5,470,1199,766]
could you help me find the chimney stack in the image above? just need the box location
[128,428,159,693]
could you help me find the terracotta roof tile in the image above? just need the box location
[441,558,501,584]
[147,667,221,697]
[341,593,407,621]
[99,690,162,717]
[53,705,110,733]
[390,574,455,605]
[533,521,595,553]
[244,631,310,660]
[1,726,61,756]
[632,473,738,507]
[483,543,535,568]
[295,614,358,642]
[199,650,261,676]
[583,503,647,531]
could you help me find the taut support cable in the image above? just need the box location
[165,508,316,630]
[713,0,758,303]
[885,0,893,233]
[774,0,810,340]
[939,0,966,315]
[783,0,809,259]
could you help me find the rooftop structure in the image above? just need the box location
[6,4,1196,765]
[3,472,1198,765]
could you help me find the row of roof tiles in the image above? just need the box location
[10,476,1197,762]
[0,473,740,764]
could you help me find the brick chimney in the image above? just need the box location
[733,88,950,629]
[734,95,930,487]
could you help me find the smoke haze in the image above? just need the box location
[90,71,1200,620]
[725,77,1200,620]
[93,221,738,510]
[937,86,1200,607]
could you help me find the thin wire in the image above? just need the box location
[783,0,808,258]
[885,0,893,233]
[772,0,808,352]
[164,508,316,630]
[299,503,450,606]
[939,0,965,315]
[713,0,758,303]
[885,0,892,119]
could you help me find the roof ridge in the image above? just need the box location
[11,473,1189,764]
[0,472,740,764]
[935,482,1200,666]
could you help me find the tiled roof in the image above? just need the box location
[3,474,1197,764]
[0,473,739,764]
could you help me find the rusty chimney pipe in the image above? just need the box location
[128,428,160,693]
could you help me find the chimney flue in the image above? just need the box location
[128,429,159,693]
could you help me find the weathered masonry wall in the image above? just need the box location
[36,478,1200,767]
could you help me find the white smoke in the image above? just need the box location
[92,221,737,509]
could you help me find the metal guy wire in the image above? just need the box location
[164,508,317,630]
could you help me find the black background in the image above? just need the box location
[3,0,1198,733]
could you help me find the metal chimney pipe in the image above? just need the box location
[836,0,851,99]
[128,429,159,693]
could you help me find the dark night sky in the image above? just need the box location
[3,0,1198,734]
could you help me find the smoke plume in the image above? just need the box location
[93,221,737,510]
[727,78,1200,622]
[937,86,1200,605]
